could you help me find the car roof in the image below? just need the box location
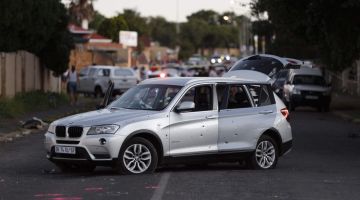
[88,65,131,70]
[140,76,269,87]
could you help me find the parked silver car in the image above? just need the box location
[78,65,137,97]
[45,75,292,174]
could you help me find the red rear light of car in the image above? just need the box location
[280,108,290,122]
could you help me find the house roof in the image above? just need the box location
[68,23,93,34]
[83,33,108,40]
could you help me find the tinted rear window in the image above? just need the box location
[247,84,274,107]
[292,75,325,86]
[115,69,134,76]
[231,56,283,77]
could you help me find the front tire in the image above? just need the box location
[115,137,158,175]
[248,135,279,169]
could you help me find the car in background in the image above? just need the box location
[210,55,223,64]
[282,68,331,112]
[161,63,186,76]
[45,74,292,174]
[78,65,137,97]
[187,54,209,66]
[148,70,179,79]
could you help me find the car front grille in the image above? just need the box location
[55,126,83,138]
[55,126,66,137]
[68,126,83,138]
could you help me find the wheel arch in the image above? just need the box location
[122,130,164,164]
[260,128,284,156]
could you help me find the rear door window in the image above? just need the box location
[225,85,252,109]
[115,69,134,76]
[247,85,274,107]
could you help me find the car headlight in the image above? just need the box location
[87,125,119,135]
[292,88,301,95]
[48,123,56,134]
[211,59,216,63]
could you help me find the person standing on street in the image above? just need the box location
[67,66,78,105]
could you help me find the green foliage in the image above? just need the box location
[89,11,106,30]
[148,17,177,48]
[180,10,241,56]
[0,91,69,118]
[251,0,360,71]
[0,0,73,74]
[98,15,129,42]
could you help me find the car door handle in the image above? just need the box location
[206,115,218,119]
[259,110,273,114]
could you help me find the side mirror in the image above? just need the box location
[175,101,195,113]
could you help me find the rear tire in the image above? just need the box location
[115,137,158,175]
[248,135,279,170]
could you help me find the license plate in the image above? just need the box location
[305,95,319,100]
[55,146,76,154]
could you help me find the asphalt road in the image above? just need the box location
[0,110,359,200]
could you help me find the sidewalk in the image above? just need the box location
[0,97,101,142]
[331,93,360,124]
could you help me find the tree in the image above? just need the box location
[0,0,73,74]
[89,11,106,30]
[187,10,220,25]
[121,9,149,37]
[251,0,360,71]
[148,17,177,48]
[97,16,129,42]
[68,0,95,26]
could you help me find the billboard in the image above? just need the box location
[119,31,138,47]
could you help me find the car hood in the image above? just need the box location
[54,109,158,127]
[295,85,330,92]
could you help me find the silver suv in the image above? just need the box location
[78,65,137,97]
[45,76,292,174]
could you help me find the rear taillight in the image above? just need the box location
[280,108,290,122]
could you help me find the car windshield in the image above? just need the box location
[293,75,326,86]
[109,84,182,110]
[231,56,283,77]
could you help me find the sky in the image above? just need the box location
[63,0,251,22]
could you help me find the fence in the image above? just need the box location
[0,51,61,98]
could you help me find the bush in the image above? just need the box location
[0,91,69,118]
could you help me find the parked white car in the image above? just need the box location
[78,65,137,97]
[283,68,331,111]
[45,73,292,174]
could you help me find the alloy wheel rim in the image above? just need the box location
[123,144,152,173]
[255,141,276,169]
